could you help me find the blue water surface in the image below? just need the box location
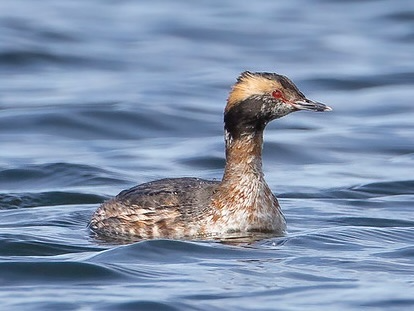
[1,0,414,310]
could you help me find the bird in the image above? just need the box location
[89,71,332,242]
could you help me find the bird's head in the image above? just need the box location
[224,71,332,139]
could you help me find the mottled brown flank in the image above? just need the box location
[89,178,221,240]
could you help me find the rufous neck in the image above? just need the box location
[222,130,264,182]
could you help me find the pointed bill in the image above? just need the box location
[292,99,332,112]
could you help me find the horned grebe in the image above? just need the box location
[89,71,332,241]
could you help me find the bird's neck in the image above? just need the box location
[207,128,279,235]
[222,129,265,184]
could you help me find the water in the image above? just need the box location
[1,0,413,310]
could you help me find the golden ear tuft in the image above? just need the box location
[237,71,253,81]
[226,72,280,112]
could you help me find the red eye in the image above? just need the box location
[272,90,283,99]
